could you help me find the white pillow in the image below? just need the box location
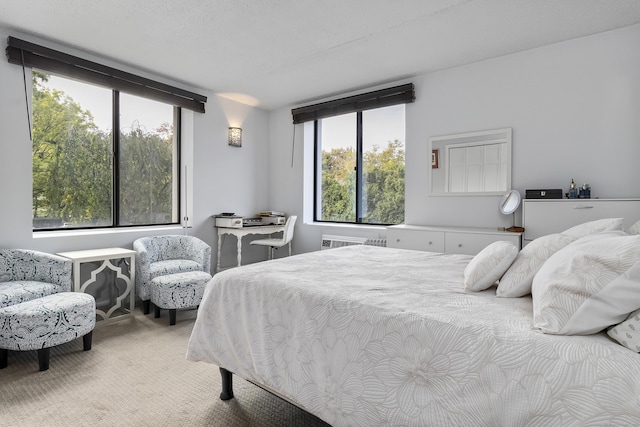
[608,308,640,352]
[561,217,623,238]
[496,233,577,298]
[532,231,640,335]
[628,219,640,235]
[464,241,518,292]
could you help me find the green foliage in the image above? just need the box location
[362,139,405,224]
[321,147,356,222]
[32,73,175,229]
[320,140,405,224]
[119,124,175,225]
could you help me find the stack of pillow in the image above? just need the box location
[463,218,640,352]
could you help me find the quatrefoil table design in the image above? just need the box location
[57,247,136,321]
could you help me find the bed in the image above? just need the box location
[187,239,640,426]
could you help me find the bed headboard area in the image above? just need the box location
[522,198,640,244]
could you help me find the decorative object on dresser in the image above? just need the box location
[499,189,524,232]
[387,224,521,255]
[521,198,640,245]
[524,188,563,199]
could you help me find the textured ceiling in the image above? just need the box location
[1,0,640,110]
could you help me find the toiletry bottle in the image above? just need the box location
[569,179,577,198]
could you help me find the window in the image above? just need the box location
[315,104,405,225]
[31,72,180,230]
[6,36,205,231]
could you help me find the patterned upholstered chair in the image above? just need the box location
[133,235,212,315]
[0,249,95,371]
[0,249,72,308]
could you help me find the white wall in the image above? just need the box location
[268,23,640,253]
[3,23,639,263]
[0,27,270,267]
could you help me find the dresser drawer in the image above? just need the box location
[522,199,640,241]
[445,232,520,255]
[387,228,445,252]
[387,225,520,255]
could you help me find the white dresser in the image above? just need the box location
[522,198,640,244]
[387,224,522,255]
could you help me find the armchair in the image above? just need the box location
[0,249,72,309]
[133,235,211,315]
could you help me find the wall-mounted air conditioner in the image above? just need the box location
[320,235,387,250]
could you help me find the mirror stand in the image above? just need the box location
[500,190,525,233]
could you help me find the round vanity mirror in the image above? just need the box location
[500,189,521,215]
[499,190,524,232]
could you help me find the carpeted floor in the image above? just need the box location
[0,307,330,427]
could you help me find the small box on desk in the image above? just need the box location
[215,216,243,228]
[525,189,563,199]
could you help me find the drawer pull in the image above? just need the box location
[573,206,594,209]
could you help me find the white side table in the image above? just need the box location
[57,247,136,321]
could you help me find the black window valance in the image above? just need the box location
[291,83,414,124]
[6,36,207,113]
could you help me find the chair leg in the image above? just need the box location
[38,348,50,371]
[83,331,93,351]
[169,309,177,326]
[0,349,7,369]
[154,304,161,318]
[143,300,151,315]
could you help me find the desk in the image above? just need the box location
[57,247,136,321]
[216,225,285,272]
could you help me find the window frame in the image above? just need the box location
[31,72,182,232]
[313,107,405,226]
[294,83,413,227]
[6,36,206,232]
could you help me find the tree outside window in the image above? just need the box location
[316,104,405,225]
[31,72,179,230]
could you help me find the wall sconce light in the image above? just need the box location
[228,127,242,147]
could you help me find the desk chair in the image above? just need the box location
[250,215,297,260]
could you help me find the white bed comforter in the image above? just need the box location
[187,245,640,426]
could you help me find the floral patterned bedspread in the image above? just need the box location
[187,245,640,426]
